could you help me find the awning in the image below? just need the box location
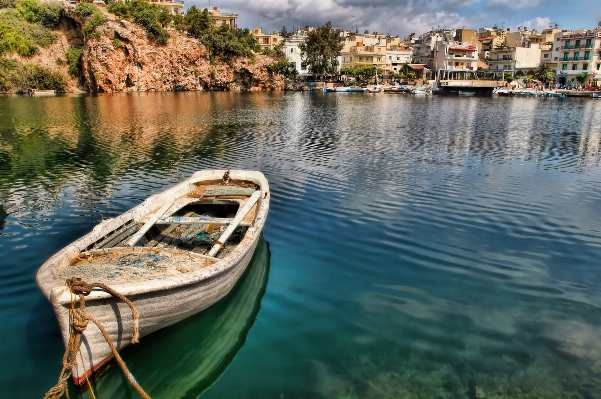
[408,64,430,70]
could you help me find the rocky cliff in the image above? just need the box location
[14,6,284,93]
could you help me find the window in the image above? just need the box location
[565,40,571,48]
[263,38,269,44]
[543,53,549,58]
[563,52,569,61]
[301,62,307,70]
[291,62,296,69]
[583,63,588,70]
[273,38,278,43]
[585,51,590,60]
[291,48,294,53]
[574,52,580,60]
[455,62,459,66]
[572,64,577,70]
[562,64,568,70]
[586,38,592,48]
[575,39,581,48]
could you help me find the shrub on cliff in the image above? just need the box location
[268,59,297,79]
[0,0,17,8]
[0,9,56,56]
[0,58,66,92]
[17,0,62,27]
[107,0,170,45]
[75,3,107,39]
[66,46,82,77]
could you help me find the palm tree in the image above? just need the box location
[533,64,556,89]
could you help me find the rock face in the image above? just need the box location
[82,14,284,93]
[11,7,283,93]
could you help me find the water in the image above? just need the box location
[1,92,601,399]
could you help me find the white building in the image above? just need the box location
[487,46,541,75]
[433,41,478,71]
[284,33,309,76]
[554,29,601,87]
[386,48,413,72]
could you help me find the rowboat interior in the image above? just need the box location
[43,178,262,287]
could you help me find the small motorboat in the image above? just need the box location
[37,170,270,388]
[367,87,382,93]
[349,87,366,92]
[591,92,601,98]
[323,87,336,92]
[335,87,351,92]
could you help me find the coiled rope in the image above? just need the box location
[43,277,150,399]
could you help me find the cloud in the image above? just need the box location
[185,0,594,37]
[516,17,551,32]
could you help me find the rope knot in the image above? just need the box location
[71,308,88,332]
[66,277,93,296]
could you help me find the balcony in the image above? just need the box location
[449,54,477,59]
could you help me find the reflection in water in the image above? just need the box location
[72,237,270,399]
[2,93,601,398]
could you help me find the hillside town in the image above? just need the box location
[193,5,601,88]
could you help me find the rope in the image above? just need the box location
[43,277,150,399]
[220,169,259,189]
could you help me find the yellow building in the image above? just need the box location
[341,45,387,68]
[208,6,237,27]
[251,28,281,49]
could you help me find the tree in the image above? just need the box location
[185,6,212,39]
[533,64,555,89]
[279,26,292,40]
[298,21,343,80]
[575,71,587,86]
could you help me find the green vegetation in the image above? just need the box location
[533,64,555,88]
[75,3,107,39]
[107,0,170,45]
[299,21,343,79]
[181,6,259,61]
[17,0,62,28]
[112,38,122,48]
[0,0,60,57]
[0,58,66,92]
[66,46,82,77]
[340,65,383,84]
[0,0,17,7]
[267,59,297,79]
[575,71,587,85]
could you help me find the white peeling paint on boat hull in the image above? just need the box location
[36,170,270,384]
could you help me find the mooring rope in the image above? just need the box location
[43,277,150,399]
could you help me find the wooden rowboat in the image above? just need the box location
[37,170,269,386]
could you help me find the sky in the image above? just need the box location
[187,0,601,38]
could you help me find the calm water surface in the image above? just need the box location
[1,92,601,399]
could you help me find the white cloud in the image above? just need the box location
[516,17,551,32]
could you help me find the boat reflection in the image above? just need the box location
[70,236,271,399]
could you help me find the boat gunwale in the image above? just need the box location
[37,170,269,305]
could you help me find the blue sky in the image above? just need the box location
[188,0,601,37]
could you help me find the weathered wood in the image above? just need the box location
[203,186,256,197]
[156,216,251,226]
[208,191,261,257]
[125,199,175,247]
[145,212,194,248]
[97,224,139,249]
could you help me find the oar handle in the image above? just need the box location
[208,191,261,257]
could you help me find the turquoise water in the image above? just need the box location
[1,92,601,398]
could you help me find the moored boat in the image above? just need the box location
[591,92,601,98]
[366,87,382,93]
[349,87,366,92]
[335,86,351,92]
[37,170,270,388]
